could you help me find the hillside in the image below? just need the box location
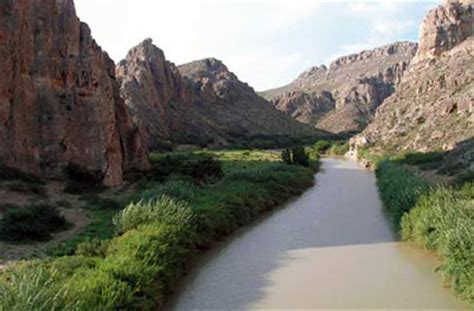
[117,40,320,149]
[353,0,473,163]
[261,42,417,134]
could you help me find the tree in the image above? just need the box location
[281,148,292,165]
[291,145,309,167]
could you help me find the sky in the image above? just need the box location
[74,0,440,91]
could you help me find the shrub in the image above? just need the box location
[0,264,76,310]
[291,145,310,167]
[134,180,197,203]
[401,187,474,304]
[375,161,430,226]
[149,153,223,183]
[313,140,331,154]
[188,156,223,182]
[399,152,445,166]
[281,148,292,165]
[1,204,69,241]
[75,238,110,257]
[113,196,195,234]
[329,142,349,156]
[453,171,474,187]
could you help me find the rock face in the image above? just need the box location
[117,40,318,149]
[354,1,473,154]
[261,42,418,134]
[413,0,473,63]
[0,0,149,186]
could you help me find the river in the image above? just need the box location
[167,158,467,310]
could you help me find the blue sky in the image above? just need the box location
[74,0,440,91]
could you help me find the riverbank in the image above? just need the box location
[167,158,466,309]
[374,156,473,306]
[0,150,317,310]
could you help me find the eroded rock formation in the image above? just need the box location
[261,42,418,134]
[117,40,319,149]
[0,0,149,186]
[354,0,473,154]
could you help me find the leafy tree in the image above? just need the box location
[281,148,292,165]
[291,145,310,167]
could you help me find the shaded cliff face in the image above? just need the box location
[355,1,473,155]
[117,40,319,149]
[261,42,418,134]
[0,0,149,186]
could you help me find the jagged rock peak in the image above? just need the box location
[413,0,473,63]
[178,58,231,78]
[330,41,418,70]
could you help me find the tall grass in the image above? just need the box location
[376,158,474,305]
[0,151,316,310]
[375,161,430,226]
[400,186,474,304]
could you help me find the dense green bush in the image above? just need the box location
[281,148,292,165]
[113,196,195,234]
[313,140,332,154]
[329,142,349,156]
[1,204,69,241]
[376,156,473,305]
[280,146,309,167]
[375,160,430,226]
[149,153,223,182]
[291,145,310,167]
[0,264,76,310]
[401,187,474,304]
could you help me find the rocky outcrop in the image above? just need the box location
[261,42,418,134]
[354,1,473,154]
[413,0,473,63]
[0,0,149,186]
[117,40,319,149]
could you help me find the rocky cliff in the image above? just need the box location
[261,42,418,134]
[0,0,149,186]
[354,0,473,155]
[117,40,319,149]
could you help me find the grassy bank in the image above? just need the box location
[375,157,473,305]
[0,150,316,310]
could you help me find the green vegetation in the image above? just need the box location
[0,150,316,310]
[309,140,349,158]
[375,161,430,226]
[400,186,473,304]
[0,204,70,242]
[374,155,474,305]
[229,134,321,150]
[280,145,310,167]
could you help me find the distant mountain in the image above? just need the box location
[260,42,418,135]
[117,40,320,149]
[0,0,149,186]
[353,0,473,159]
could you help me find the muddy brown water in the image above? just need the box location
[167,158,468,310]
